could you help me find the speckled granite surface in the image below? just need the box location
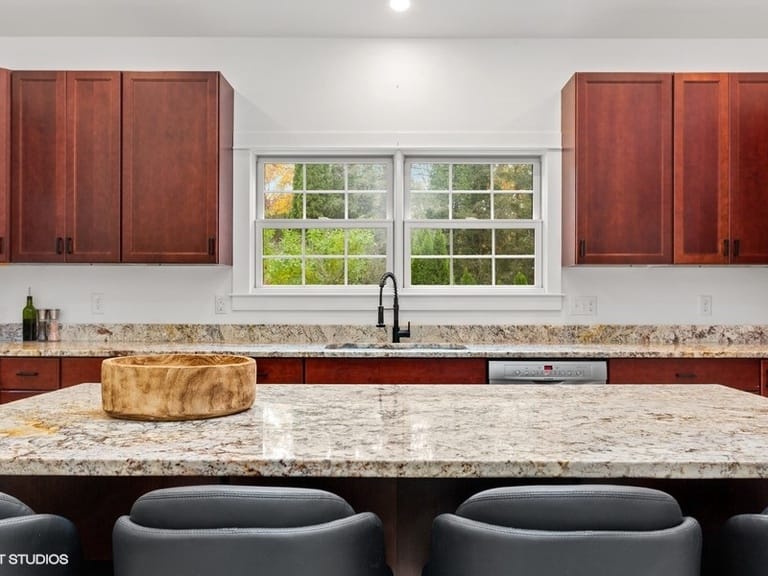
[1,383,767,478]
[0,323,767,358]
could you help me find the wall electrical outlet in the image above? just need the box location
[571,296,597,316]
[698,295,713,316]
[214,294,227,315]
[91,293,105,315]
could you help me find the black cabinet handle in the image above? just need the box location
[675,372,697,379]
[0,236,3,254]
[66,237,73,254]
[16,371,40,377]
[256,371,270,379]
[208,237,215,256]
[733,239,740,257]
[578,239,586,258]
[56,237,64,254]
[723,239,729,257]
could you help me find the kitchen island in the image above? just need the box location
[1,383,768,575]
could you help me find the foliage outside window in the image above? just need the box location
[405,158,541,287]
[257,158,392,287]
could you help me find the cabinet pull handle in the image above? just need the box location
[723,239,729,257]
[256,371,270,379]
[208,237,215,256]
[675,372,697,379]
[578,239,586,258]
[16,371,40,377]
[66,237,73,254]
[733,239,740,257]
[0,237,4,254]
[56,237,64,254]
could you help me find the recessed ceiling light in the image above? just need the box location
[390,0,410,12]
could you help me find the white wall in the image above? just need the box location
[2,37,768,325]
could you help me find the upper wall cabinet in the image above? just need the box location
[675,73,768,264]
[121,72,233,264]
[562,73,673,265]
[0,69,8,263]
[10,71,121,263]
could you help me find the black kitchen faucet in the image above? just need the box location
[377,272,411,343]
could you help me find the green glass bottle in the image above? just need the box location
[22,288,37,341]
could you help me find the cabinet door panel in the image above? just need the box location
[61,357,108,388]
[0,358,60,391]
[11,71,66,262]
[305,358,486,384]
[122,72,219,263]
[0,390,46,404]
[0,69,8,263]
[572,73,673,264]
[66,71,121,262]
[730,74,768,263]
[254,358,304,384]
[674,74,729,264]
[609,358,760,394]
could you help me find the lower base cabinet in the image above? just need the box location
[609,358,762,394]
[0,357,107,403]
[304,358,487,384]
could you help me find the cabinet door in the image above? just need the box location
[0,69,8,263]
[0,357,60,391]
[60,357,108,388]
[66,72,121,262]
[254,358,304,384]
[122,72,231,263]
[305,358,486,384]
[673,74,730,264]
[563,73,673,264]
[609,358,761,394]
[730,74,768,263]
[10,71,67,262]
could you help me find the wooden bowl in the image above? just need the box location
[101,354,256,421]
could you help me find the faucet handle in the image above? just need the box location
[399,321,411,339]
[376,305,385,327]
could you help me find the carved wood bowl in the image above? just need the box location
[101,354,256,421]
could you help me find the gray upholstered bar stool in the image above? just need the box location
[422,484,702,576]
[112,484,392,576]
[0,491,83,575]
[720,508,768,575]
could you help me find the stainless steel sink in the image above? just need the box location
[324,342,467,350]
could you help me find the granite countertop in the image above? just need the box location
[1,382,768,479]
[1,341,768,358]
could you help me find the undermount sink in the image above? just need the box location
[324,342,467,350]
[101,354,256,421]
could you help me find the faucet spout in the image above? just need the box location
[377,272,411,343]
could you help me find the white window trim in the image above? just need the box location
[231,148,563,318]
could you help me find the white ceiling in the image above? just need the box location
[1,0,767,39]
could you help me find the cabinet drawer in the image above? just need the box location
[305,358,486,384]
[0,358,59,390]
[254,358,303,384]
[609,358,761,393]
[0,390,47,404]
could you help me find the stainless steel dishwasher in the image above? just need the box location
[488,360,608,384]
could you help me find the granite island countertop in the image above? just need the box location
[2,382,768,479]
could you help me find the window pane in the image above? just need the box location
[494,192,533,219]
[349,257,387,284]
[264,163,298,192]
[306,228,344,255]
[454,258,492,285]
[454,229,491,256]
[411,258,450,285]
[496,229,535,255]
[411,163,449,191]
[306,193,344,219]
[263,228,302,256]
[410,192,449,219]
[306,163,344,190]
[306,258,344,285]
[349,192,386,219]
[265,193,299,218]
[349,164,387,190]
[453,193,490,219]
[496,259,535,286]
[452,164,490,190]
[412,229,449,255]
[263,258,302,285]
[494,163,533,191]
[348,229,387,256]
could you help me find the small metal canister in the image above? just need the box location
[46,309,61,342]
[37,309,48,341]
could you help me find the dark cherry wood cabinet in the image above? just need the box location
[10,71,120,263]
[729,74,768,263]
[0,357,60,403]
[60,357,108,388]
[562,73,673,265]
[254,358,304,384]
[673,73,730,264]
[305,358,486,384]
[609,358,762,394]
[0,69,8,263]
[122,72,233,264]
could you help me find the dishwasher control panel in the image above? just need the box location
[488,360,608,384]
